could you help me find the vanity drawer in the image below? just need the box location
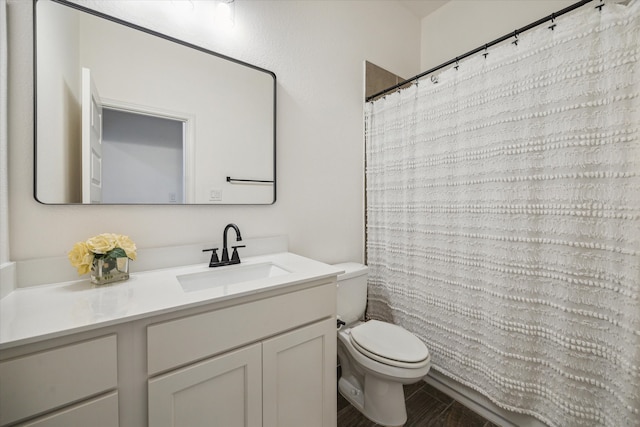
[147,282,336,375]
[18,391,119,427]
[0,335,118,426]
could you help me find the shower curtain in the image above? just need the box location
[365,2,639,426]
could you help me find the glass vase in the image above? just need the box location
[91,256,129,285]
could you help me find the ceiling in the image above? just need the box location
[398,0,450,19]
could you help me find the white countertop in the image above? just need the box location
[0,252,343,350]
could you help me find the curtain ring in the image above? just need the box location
[548,13,557,30]
[483,44,489,59]
[511,30,519,46]
[595,0,604,11]
[454,57,459,70]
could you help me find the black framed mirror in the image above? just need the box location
[34,0,276,205]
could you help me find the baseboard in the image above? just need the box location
[425,370,548,427]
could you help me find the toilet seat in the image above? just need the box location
[349,320,430,369]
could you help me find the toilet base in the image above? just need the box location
[339,374,407,427]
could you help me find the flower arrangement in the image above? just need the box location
[69,233,137,276]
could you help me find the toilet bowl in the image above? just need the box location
[334,263,431,426]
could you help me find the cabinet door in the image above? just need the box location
[148,343,262,427]
[262,318,337,427]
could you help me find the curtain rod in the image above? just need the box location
[366,0,597,102]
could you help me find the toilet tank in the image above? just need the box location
[333,263,369,325]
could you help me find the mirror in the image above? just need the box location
[35,0,276,205]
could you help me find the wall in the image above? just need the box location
[35,0,81,203]
[1,0,13,299]
[6,1,420,267]
[365,61,406,101]
[420,0,577,71]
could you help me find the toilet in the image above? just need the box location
[334,263,431,427]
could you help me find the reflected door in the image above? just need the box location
[81,67,103,204]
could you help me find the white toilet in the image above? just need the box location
[334,263,431,427]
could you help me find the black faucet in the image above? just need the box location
[222,223,243,263]
[203,223,245,268]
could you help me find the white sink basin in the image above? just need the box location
[177,262,291,293]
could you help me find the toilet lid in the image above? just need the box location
[350,320,429,364]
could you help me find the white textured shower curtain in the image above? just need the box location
[365,2,639,426]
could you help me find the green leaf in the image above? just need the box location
[107,248,127,259]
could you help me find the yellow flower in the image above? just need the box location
[115,234,137,260]
[86,233,117,254]
[69,233,137,276]
[76,260,93,276]
[68,241,94,275]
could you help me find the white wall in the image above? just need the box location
[1,0,14,299]
[35,0,82,203]
[421,0,577,71]
[6,0,420,265]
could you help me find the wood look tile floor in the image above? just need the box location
[337,380,500,427]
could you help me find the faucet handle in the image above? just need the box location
[230,245,246,263]
[203,248,220,266]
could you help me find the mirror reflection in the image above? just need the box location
[35,0,276,205]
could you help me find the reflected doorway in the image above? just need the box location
[101,108,187,204]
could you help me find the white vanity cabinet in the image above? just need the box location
[149,343,263,427]
[0,335,119,426]
[0,251,341,427]
[262,318,336,427]
[146,282,337,427]
[17,393,119,427]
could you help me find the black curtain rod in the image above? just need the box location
[226,176,275,184]
[366,0,596,102]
